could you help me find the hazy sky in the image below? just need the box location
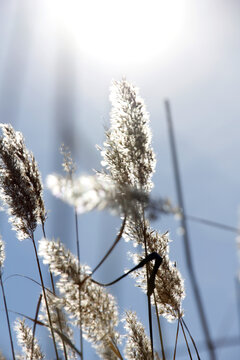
[0,1,240,359]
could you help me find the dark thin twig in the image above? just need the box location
[31,294,42,360]
[186,214,239,234]
[180,319,193,360]
[149,199,240,234]
[91,252,162,287]
[0,273,16,360]
[173,318,180,360]
[4,273,51,291]
[165,100,215,360]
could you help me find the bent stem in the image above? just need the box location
[91,215,126,276]
[31,232,59,360]
[79,216,126,288]
[0,272,16,360]
[92,252,162,288]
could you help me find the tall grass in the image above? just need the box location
[0,80,199,359]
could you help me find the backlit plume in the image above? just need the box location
[101,79,156,193]
[47,80,155,216]
[14,318,44,359]
[124,311,160,360]
[39,238,120,358]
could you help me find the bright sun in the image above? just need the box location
[45,0,187,67]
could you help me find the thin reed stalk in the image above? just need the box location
[143,217,154,360]
[79,217,126,289]
[74,208,83,360]
[180,318,193,360]
[31,294,42,360]
[0,273,16,360]
[173,318,180,360]
[153,290,166,360]
[31,232,59,360]
[42,223,68,360]
[182,318,201,360]
[165,100,215,360]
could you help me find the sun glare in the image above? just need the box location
[45,0,187,67]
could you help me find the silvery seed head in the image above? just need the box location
[39,238,120,358]
[14,318,44,359]
[101,79,156,193]
[0,124,46,240]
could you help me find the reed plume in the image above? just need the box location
[14,318,44,360]
[39,238,121,358]
[101,79,155,192]
[39,291,76,359]
[0,124,45,240]
[124,311,160,360]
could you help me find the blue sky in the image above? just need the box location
[0,0,240,359]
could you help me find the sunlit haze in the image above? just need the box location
[44,0,188,66]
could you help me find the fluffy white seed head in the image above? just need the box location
[14,318,44,359]
[48,80,154,220]
[47,174,117,213]
[39,238,120,358]
[47,173,148,217]
[124,311,160,360]
[0,124,45,240]
[101,79,156,193]
[39,292,76,359]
